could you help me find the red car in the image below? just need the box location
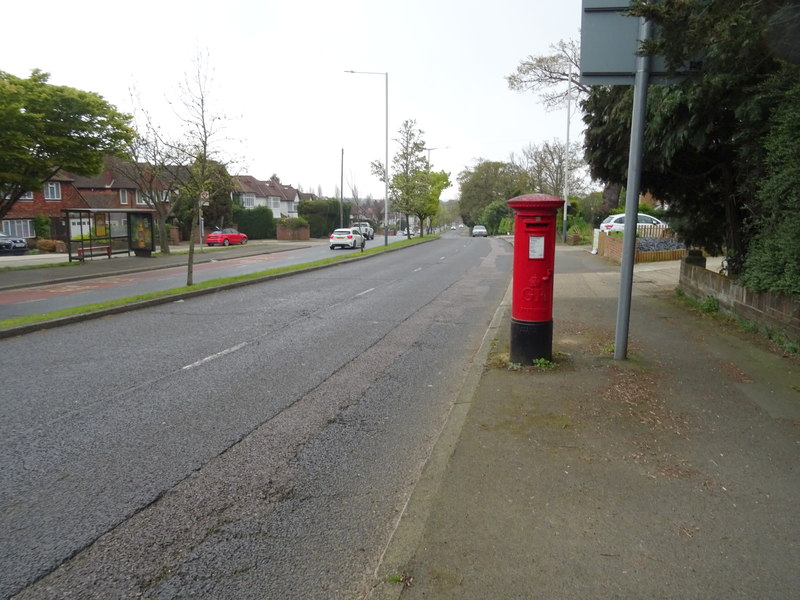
[206,228,248,246]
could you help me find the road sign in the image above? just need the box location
[580,0,695,85]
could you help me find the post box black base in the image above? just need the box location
[510,318,553,364]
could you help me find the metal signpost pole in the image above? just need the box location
[614,15,652,360]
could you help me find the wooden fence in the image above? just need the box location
[597,231,687,264]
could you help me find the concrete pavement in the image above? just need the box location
[368,245,799,599]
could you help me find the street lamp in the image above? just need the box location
[424,146,450,164]
[345,70,389,246]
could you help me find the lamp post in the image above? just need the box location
[424,146,450,163]
[345,70,389,246]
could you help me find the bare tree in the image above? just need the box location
[506,39,589,110]
[172,52,230,286]
[511,140,589,198]
[119,101,184,254]
[507,39,621,208]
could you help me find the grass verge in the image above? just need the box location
[0,235,434,331]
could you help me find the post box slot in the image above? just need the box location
[525,222,550,229]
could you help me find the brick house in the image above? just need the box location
[233,176,301,219]
[69,156,143,214]
[2,171,90,242]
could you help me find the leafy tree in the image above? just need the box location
[416,169,452,236]
[457,159,526,226]
[389,119,428,236]
[480,200,512,235]
[741,74,800,295]
[0,69,134,219]
[437,199,461,227]
[372,119,439,237]
[582,0,796,271]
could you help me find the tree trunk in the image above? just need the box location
[156,218,170,255]
[186,206,198,286]
[602,182,623,209]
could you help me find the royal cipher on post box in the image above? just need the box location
[507,194,565,364]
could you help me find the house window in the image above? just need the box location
[120,189,128,205]
[18,191,34,201]
[269,199,280,211]
[2,219,35,237]
[136,190,148,206]
[241,193,255,208]
[44,182,61,201]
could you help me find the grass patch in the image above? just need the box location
[0,260,80,273]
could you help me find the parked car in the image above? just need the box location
[599,213,667,233]
[206,228,248,246]
[0,232,28,254]
[330,228,365,250]
[354,221,375,240]
[397,228,415,237]
[472,225,488,237]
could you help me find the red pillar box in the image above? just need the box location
[508,194,564,363]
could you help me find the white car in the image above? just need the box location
[600,213,667,233]
[329,228,365,250]
[472,225,488,237]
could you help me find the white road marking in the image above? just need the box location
[355,288,375,297]
[182,342,248,370]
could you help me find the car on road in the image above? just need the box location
[330,228,365,250]
[397,228,415,237]
[0,232,28,254]
[472,225,488,237]
[600,213,667,233]
[206,228,248,246]
[354,221,375,240]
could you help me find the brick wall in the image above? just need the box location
[680,260,800,344]
[276,225,309,241]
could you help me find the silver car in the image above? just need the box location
[472,225,488,237]
[0,232,27,253]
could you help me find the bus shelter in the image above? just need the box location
[62,208,156,262]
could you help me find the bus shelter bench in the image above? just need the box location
[76,245,112,259]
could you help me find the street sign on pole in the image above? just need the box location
[580,0,655,360]
[580,1,696,86]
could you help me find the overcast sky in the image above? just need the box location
[5,0,584,201]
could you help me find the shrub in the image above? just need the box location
[279,217,309,229]
[233,205,275,239]
[36,239,57,252]
[33,215,51,239]
[700,295,720,313]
